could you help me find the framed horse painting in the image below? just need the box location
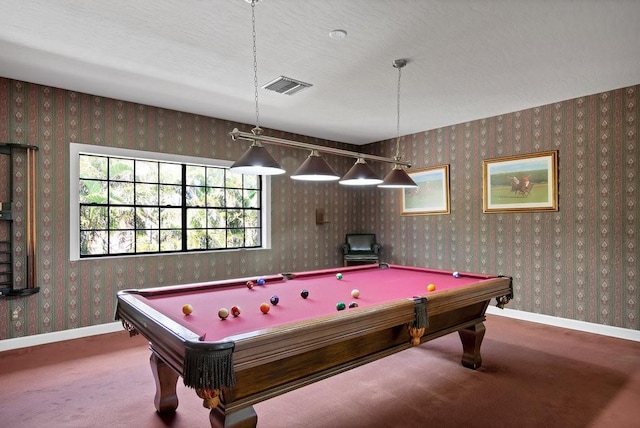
[400,165,450,216]
[482,151,558,213]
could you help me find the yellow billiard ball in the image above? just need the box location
[182,304,193,315]
[427,283,436,292]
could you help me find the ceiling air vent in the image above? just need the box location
[262,76,312,95]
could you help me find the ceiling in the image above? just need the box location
[1,0,639,145]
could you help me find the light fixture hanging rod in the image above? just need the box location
[229,128,412,167]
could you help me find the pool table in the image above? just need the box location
[116,263,512,428]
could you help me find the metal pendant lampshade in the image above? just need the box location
[291,150,340,181]
[229,141,286,175]
[339,158,383,186]
[378,164,418,188]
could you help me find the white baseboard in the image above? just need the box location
[0,321,124,352]
[486,306,640,342]
[1,309,638,353]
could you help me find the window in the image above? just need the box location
[69,144,271,260]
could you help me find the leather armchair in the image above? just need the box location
[342,234,381,267]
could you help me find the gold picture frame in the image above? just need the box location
[482,151,558,213]
[400,165,450,216]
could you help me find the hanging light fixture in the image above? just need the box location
[339,158,383,186]
[378,59,418,189]
[230,0,285,176]
[291,150,340,181]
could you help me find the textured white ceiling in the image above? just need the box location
[1,0,639,145]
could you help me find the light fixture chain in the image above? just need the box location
[251,0,260,129]
[395,64,402,159]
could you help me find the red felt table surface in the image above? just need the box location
[136,265,494,341]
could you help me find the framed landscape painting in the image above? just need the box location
[400,165,450,216]
[482,151,558,213]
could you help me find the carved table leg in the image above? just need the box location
[149,352,179,413]
[458,322,486,369]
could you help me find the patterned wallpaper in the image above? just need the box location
[0,78,637,339]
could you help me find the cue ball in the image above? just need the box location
[231,306,241,317]
[453,271,460,278]
[336,302,346,311]
[246,280,255,289]
[257,277,266,285]
[182,304,193,315]
[300,289,309,299]
[260,302,271,314]
[351,289,360,298]
[218,307,230,320]
[270,295,280,305]
[336,273,343,280]
[427,283,436,292]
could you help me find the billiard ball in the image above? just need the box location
[231,306,241,317]
[427,283,436,292]
[351,289,360,298]
[246,280,255,289]
[270,295,280,305]
[257,277,266,285]
[453,271,460,278]
[336,273,343,280]
[336,302,346,311]
[218,307,230,320]
[182,304,193,315]
[300,289,309,299]
[348,302,359,308]
[260,302,271,314]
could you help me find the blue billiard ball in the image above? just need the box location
[257,277,266,285]
[453,271,460,278]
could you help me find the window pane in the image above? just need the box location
[159,184,182,206]
[245,209,259,228]
[160,208,181,229]
[159,163,182,184]
[187,229,207,250]
[109,207,135,229]
[243,189,259,208]
[136,183,158,205]
[207,187,225,207]
[207,167,224,187]
[207,230,226,249]
[136,207,159,229]
[186,186,205,207]
[79,155,107,180]
[226,171,243,188]
[186,165,205,186]
[135,160,158,182]
[80,206,108,229]
[80,230,108,255]
[110,230,135,253]
[160,230,182,251]
[110,181,134,204]
[136,230,159,253]
[79,179,107,204]
[227,229,244,248]
[207,208,226,228]
[245,228,260,247]
[226,209,243,228]
[109,158,134,181]
[187,208,206,228]
[226,189,243,208]
[244,174,259,189]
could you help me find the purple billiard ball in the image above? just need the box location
[270,295,279,305]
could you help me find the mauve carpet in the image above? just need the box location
[1,315,639,428]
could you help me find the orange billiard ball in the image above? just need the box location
[427,283,436,292]
[260,302,271,314]
[182,304,193,315]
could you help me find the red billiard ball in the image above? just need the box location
[246,281,255,289]
[231,306,241,317]
[260,302,271,314]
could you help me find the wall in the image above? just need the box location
[0,78,366,339]
[0,78,637,338]
[369,85,638,330]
